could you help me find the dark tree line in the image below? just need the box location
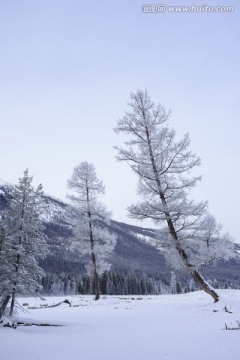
[41,268,240,296]
[42,268,164,296]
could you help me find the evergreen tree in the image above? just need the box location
[170,271,177,294]
[100,270,109,294]
[0,169,47,318]
[0,224,11,319]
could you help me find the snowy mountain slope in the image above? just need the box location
[1,290,240,360]
[0,182,240,289]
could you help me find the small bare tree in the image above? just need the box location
[67,162,116,300]
[114,89,221,302]
[190,214,235,267]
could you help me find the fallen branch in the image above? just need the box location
[225,320,240,330]
[28,299,72,309]
[3,321,63,329]
[224,306,233,314]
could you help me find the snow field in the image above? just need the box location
[1,290,240,360]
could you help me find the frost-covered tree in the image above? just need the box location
[0,169,47,318]
[183,213,235,268]
[158,212,235,275]
[67,162,116,300]
[170,271,177,294]
[114,89,226,302]
[199,214,234,264]
[188,279,195,292]
[0,224,11,320]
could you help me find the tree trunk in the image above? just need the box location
[92,251,100,301]
[166,212,219,301]
[165,205,219,302]
[9,252,21,316]
[88,217,100,300]
[86,185,100,301]
[9,288,16,317]
[0,295,11,321]
[174,239,219,302]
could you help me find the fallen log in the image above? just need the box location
[3,321,63,328]
[28,299,72,309]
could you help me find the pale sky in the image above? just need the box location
[0,0,239,242]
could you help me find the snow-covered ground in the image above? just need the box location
[1,290,240,360]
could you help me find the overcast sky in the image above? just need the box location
[0,0,239,242]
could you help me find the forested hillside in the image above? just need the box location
[1,181,239,295]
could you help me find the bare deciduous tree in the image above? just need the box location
[114,89,221,302]
[67,162,116,301]
[191,214,235,267]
